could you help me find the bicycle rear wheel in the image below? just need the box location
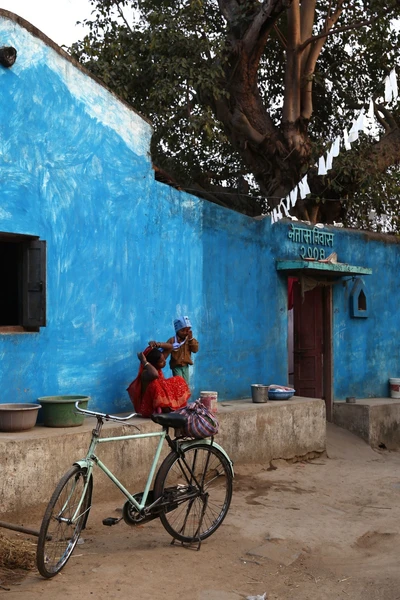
[153,443,232,543]
[36,465,92,578]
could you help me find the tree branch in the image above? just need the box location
[282,0,301,122]
[231,107,268,144]
[299,8,394,51]
[374,108,389,132]
[299,0,316,67]
[375,102,398,132]
[243,0,293,52]
[116,3,133,34]
[300,0,344,119]
[300,0,317,41]
[273,23,288,48]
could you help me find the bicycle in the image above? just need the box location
[36,400,234,578]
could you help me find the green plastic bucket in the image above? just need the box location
[38,395,90,427]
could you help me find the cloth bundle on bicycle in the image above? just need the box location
[174,399,219,438]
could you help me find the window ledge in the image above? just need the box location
[0,326,38,334]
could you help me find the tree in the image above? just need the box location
[70,1,400,230]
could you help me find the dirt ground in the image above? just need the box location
[2,422,400,600]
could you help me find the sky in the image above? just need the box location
[0,0,93,47]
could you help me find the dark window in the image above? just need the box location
[350,278,368,319]
[0,233,46,331]
[358,289,366,311]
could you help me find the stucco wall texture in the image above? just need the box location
[0,14,399,414]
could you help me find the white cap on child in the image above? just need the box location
[174,316,192,332]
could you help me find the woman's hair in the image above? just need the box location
[146,348,163,367]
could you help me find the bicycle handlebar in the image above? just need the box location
[74,400,138,422]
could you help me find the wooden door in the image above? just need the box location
[293,282,324,398]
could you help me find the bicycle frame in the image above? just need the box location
[69,403,233,525]
[73,427,167,521]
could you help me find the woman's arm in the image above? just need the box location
[137,352,159,381]
[148,340,173,358]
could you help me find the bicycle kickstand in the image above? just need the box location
[170,535,201,551]
[170,495,208,551]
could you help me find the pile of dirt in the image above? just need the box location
[0,531,37,589]
[0,531,36,571]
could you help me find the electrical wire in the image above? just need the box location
[181,187,399,204]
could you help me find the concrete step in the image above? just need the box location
[333,398,400,450]
[1,397,325,516]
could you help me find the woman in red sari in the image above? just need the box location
[127,346,190,418]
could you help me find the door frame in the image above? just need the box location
[322,284,333,421]
[290,278,333,421]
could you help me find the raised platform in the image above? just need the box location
[1,397,326,516]
[333,398,400,450]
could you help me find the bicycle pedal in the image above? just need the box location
[102,517,121,526]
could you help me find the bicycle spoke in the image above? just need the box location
[37,466,92,578]
[154,444,232,543]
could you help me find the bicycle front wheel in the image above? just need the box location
[153,443,233,543]
[36,465,92,578]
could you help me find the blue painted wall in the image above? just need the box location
[0,16,288,413]
[0,15,398,414]
[331,232,400,399]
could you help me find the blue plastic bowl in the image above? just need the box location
[268,388,295,401]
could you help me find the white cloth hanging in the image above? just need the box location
[390,68,398,101]
[318,155,327,175]
[298,175,310,199]
[368,98,374,120]
[326,146,333,171]
[343,127,351,150]
[332,136,341,157]
[269,64,398,222]
[298,180,306,199]
[357,108,368,134]
[385,75,392,104]
[366,98,380,138]
[303,176,310,195]
[281,198,290,217]
[348,116,359,143]
[289,187,297,207]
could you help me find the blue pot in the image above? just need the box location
[268,389,295,401]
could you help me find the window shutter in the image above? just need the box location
[22,240,46,328]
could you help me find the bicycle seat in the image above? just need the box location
[151,413,187,428]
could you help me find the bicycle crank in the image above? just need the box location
[122,500,160,526]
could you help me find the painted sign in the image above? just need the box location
[288,224,335,259]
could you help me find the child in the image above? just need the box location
[149,316,199,384]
